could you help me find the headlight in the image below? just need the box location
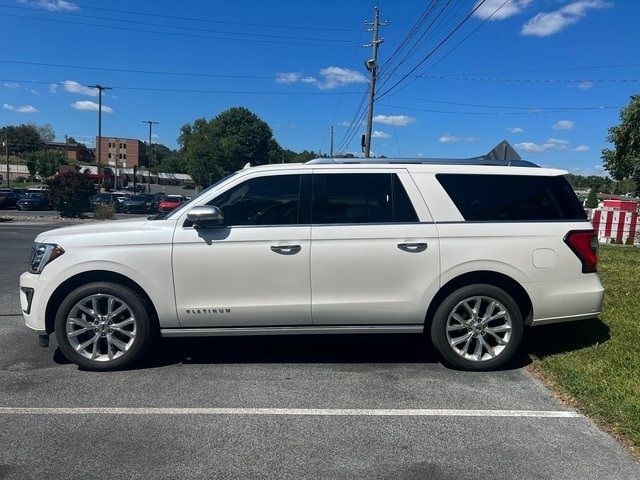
[29,243,64,274]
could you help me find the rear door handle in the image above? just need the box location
[397,242,428,252]
[270,245,302,255]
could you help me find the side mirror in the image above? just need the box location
[187,205,224,228]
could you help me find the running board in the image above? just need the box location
[160,325,424,338]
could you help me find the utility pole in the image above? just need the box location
[330,125,334,157]
[89,84,111,191]
[142,121,159,193]
[4,136,8,188]
[364,6,386,158]
[113,138,118,191]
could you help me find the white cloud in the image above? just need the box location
[17,0,79,11]
[275,72,302,84]
[373,114,416,126]
[521,1,612,37]
[3,103,38,113]
[3,82,20,89]
[553,119,575,130]
[474,0,532,20]
[546,137,570,145]
[577,81,593,90]
[49,83,58,94]
[317,67,366,89]
[372,130,390,139]
[439,133,479,143]
[16,105,38,113]
[71,100,113,113]
[337,120,353,127]
[507,127,524,134]
[62,80,98,97]
[275,66,366,90]
[515,138,588,153]
[571,145,590,152]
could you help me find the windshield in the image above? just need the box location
[129,195,148,201]
[25,193,43,199]
[157,172,240,221]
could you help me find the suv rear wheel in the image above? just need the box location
[54,282,153,371]
[430,284,523,371]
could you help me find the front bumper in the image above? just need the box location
[19,271,47,333]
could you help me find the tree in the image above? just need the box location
[602,96,640,196]
[585,188,599,208]
[33,123,55,143]
[0,124,43,155]
[179,107,274,186]
[47,169,95,217]
[23,151,67,178]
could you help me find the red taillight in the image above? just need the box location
[564,230,598,273]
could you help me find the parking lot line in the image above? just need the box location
[0,407,583,418]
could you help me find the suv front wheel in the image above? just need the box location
[55,282,153,370]
[430,284,523,371]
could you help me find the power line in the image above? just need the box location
[376,0,490,99]
[0,78,367,95]
[400,95,621,110]
[389,104,621,115]
[0,13,358,48]
[417,74,640,83]
[0,4,353,43]
[46,1,358,32]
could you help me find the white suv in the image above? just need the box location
[20,158,604,371]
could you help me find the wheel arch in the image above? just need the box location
[425,271,533,328]
[45,270,160,334]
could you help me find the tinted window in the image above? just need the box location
[209,175,301,226]
[312,173,418,224]
[393,174,419,223]
[437,174,587,221]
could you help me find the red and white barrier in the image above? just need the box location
[585,208,639,245]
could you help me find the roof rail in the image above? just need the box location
[304,157,540,168]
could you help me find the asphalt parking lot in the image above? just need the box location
[0,223,637,480]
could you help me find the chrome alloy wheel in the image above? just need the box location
[65,294,137,362]
[445,296,512,362]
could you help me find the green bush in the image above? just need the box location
[93,204,116,220]
[47,170,95,217]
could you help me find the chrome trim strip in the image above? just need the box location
[160,325,424,337]
[531,312,600,326]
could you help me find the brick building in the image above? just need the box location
[96,137,144,168]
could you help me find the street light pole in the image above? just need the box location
[142,120,159,194]
[89,84,111,191]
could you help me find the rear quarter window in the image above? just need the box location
[436,174,586,221]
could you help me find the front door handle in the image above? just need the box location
[397,242,428,252]
[270,244,302,255]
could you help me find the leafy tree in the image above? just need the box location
[179,107,274,186]
[47,169,95,217]
[24,151,67,178]
[585,188,599,208]
[602,96,640,196]
[0,124,43,154]
[33,123,55,143]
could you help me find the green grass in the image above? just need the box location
[527,246,640,450]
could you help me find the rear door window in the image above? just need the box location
[312,173,418,224]
[436,174,586,221]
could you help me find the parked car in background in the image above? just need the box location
[158,195,186,212]
[16,192,50,210]
[122,194,156,213]
[183,181,195,190]
[90,193,119,211]
[27,185,50,192]
[124,184,146,193]
[0,190,19,209]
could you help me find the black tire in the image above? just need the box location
[54,282,154,371]
[430,284,523,371]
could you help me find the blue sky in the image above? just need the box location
[0,0,638,176]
